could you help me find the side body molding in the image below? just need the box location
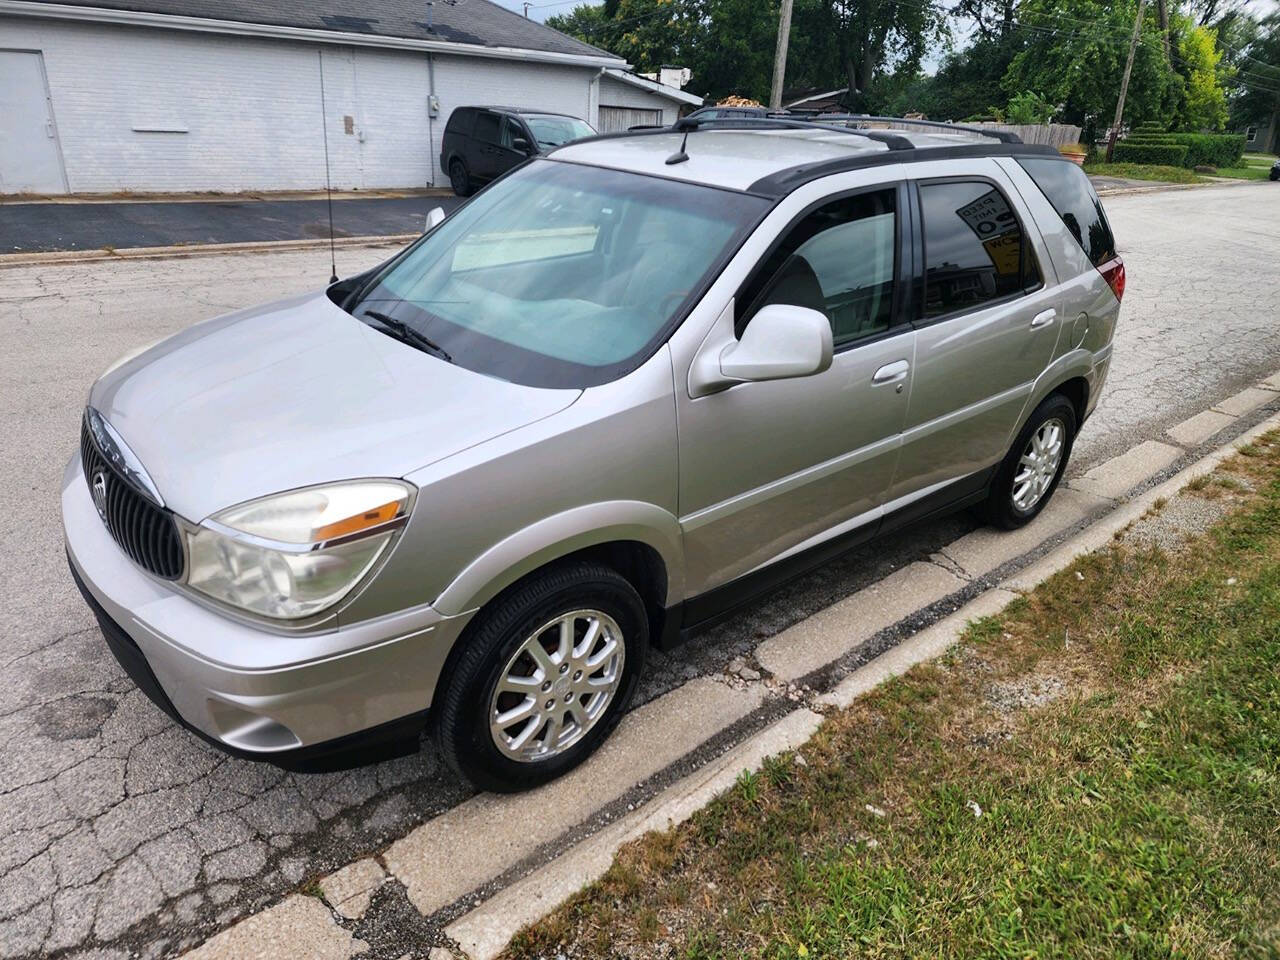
[431,500,686,617]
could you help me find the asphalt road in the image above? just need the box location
[0,195,463,253]
[1,182,1278,959]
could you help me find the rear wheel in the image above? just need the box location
[432,562,647,792]
[449,159,473,197]
[983,393,1077,530]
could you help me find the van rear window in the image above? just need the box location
[1016,158,1117,267]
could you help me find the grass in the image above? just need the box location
[1083,162,1206,184]
[505,434,1280,960]
[1212,153,1277,181]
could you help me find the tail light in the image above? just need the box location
[1098,256,1125,302]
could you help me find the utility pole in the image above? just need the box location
[1106,0,1147,163]
[769,0,794,111]
[522,2,531,17]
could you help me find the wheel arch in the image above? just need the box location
[432,501,684,622]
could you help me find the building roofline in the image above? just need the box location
[603,68,704,107]
[0,0,631,69]
[782,87,847,109]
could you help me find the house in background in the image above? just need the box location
[0,0,686,195]
[598,69,702,132]
[1240,117,1278,155]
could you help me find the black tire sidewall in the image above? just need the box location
[435,564,647,792]
[449,159,471,196]
[987,394,1077,529]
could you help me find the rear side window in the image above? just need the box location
[474,111,501,145]
[738,189,897,347]
[1016,157,1117,267]
[445,109,473,135]
[919,180,1034,320]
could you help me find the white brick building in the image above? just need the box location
[0,0,698,195]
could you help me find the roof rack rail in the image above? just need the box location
[804,114,1023,144]
[673,114,916,151]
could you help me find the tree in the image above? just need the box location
[816,0,949,109]
[1177,24,1230,130]
[1228,13,1280,151]
[1005,90,1057,123]
[1004,0,1176,136]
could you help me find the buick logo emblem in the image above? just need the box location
[91,470,108,520]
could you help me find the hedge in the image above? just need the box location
[1112,141,1190,166]
[1166,133,1246,169]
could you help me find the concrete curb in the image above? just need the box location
[0,187,451,205]
[0,233,418,268]
[1093,177,1257,198]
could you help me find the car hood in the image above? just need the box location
[89,291,580,521]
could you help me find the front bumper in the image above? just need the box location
[62,454,473,767]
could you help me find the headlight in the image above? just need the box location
[185,480,414,620]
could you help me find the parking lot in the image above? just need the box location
[2,181,1279,958]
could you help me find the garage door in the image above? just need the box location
[598,105,663,133]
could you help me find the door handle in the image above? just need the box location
[1030,309,1056,330]
[872,360,910,385]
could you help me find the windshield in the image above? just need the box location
[522,114,595,147]
[347,160,769,387]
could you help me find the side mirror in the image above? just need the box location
[512,136,533,154]
[719,304,833,383]
[424,206,446,233]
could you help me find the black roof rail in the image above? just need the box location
[806,114,1023,144]
[673,114,915,151]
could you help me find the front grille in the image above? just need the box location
[80,418,185,580]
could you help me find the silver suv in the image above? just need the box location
[63,119,1123,791]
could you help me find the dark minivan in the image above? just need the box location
[440,106,596,196]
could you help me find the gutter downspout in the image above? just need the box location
[427,53,437,188]
[588,67,605,130]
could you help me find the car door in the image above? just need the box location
[889,162,1061,506]
[470,110,505,181]
[676,183,916,600]
[493,116,534,176]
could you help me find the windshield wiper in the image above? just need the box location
[359,309,453,363]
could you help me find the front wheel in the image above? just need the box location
[432,562,647,792]
[983,394,1077,530]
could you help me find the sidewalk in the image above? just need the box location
[0,192,461,254]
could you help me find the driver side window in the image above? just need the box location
[500,117,524,151]
[737,188,898,347]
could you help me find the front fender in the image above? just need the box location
[432,500,685,617]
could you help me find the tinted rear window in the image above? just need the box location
[445,109,473,134]
[1017,157,1117,267]
[474,111,501,144]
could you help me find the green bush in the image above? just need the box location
[1166,133,1245,169]
[1113,141,1190,166]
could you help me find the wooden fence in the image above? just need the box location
[864,120,1083,147]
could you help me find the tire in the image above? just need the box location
[432,562,648,792]
[983,393,1077,530]
[449,158,473,197]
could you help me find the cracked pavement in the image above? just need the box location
[1,182,1277,959]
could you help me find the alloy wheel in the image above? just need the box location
[489,609,625,762]
[1011,416,1065,513]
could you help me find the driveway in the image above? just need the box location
[0,194,463,254]
[1,182,1278,958]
